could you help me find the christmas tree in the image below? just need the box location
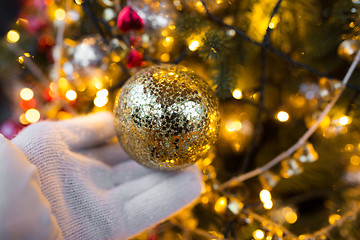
[1,0,360,239]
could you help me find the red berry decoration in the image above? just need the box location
[117,6,144,33]
[126,49,144,68]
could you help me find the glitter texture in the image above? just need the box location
[114,64,220,170]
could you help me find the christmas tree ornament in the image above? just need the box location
[337,39,360,62]
[126,49,144,68]
[293,142,318,163]
[214,195,244,218]
[114,65,220,170]
[117,6,144,33]
[72,37,104,69]
[318,77,342,102]
[259,171,280,190]
[280,158,303,178]
[127,0,176,32]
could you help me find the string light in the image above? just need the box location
[66,90,77,101]
[232,89,243,99]
[94,96,108,107]
[214,196,227,214]
[253,229,265,240]
[276,111,289,122]
[7,30,20,43]
[19,113,29,125]
[260,189,273,209]
[282,207,298,224]
[25,109,40,123]
[263,200,273,209]
[55,8,66,21]
[328,214,341,224]
[225,120,242,132]
[20,88,34,100]
[339,116,351,126]
[189,40,200,51]
[18,56,24,64]
[96,89,109,98]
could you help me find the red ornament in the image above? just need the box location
[126,49,145,68]
[0,119,24,140]
[117,6,144,33]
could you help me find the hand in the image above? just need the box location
[4,112,202,240]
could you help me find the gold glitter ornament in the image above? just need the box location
[114,64,220,170]
[338,39,360,62]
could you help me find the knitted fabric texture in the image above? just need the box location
[7,112,202,240]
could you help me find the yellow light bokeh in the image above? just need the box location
[96,89,109,98]
[18,56,24,64]
[328,214,341,224]
[263,200,273,209]
[189,40,200,51]
[259,189,272,203]
[339,116,351,126]
[94,96,108,107]
[19,113,29,125]
[20,88,34,101]
[253,229,265,240]
[276,111,289,122]
[350,155,360,165]
[55,8,66,21]
[25,109,40,123]
[214,196,227,214]
[232,89,243,99]
[283,207,298,224]
[7,30,20,43]
[66,90,77,101]
[225,120,242,132]
[75,0,83,4]
[160,53,170,62]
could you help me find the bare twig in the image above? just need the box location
[220,49,360,190]
[246,209,297,239]
[305,205,360,239]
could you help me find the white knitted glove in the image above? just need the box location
[4,112,202,240]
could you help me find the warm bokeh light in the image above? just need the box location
[263,200,273,209]
[25,109,40,123]
[328,214,341,224]
[283,207,298,224]
[189,40,200,51]
[339,116,351,126]
[276,111,289,122]
[253,229,265,240]
[55,8,66,21]
[259,189,272,203]
[20,88,34,101]
[75,0,83,4]
[7,30,20,43]
[161,53,170,62]
[232,89,243,99]
[66,90,77,101]
[96,89,109,98]
[214,196,227,214]
[94,96,108,107]
[350,155,360,165]
[19,113,29,125]
[225,120,242,132]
